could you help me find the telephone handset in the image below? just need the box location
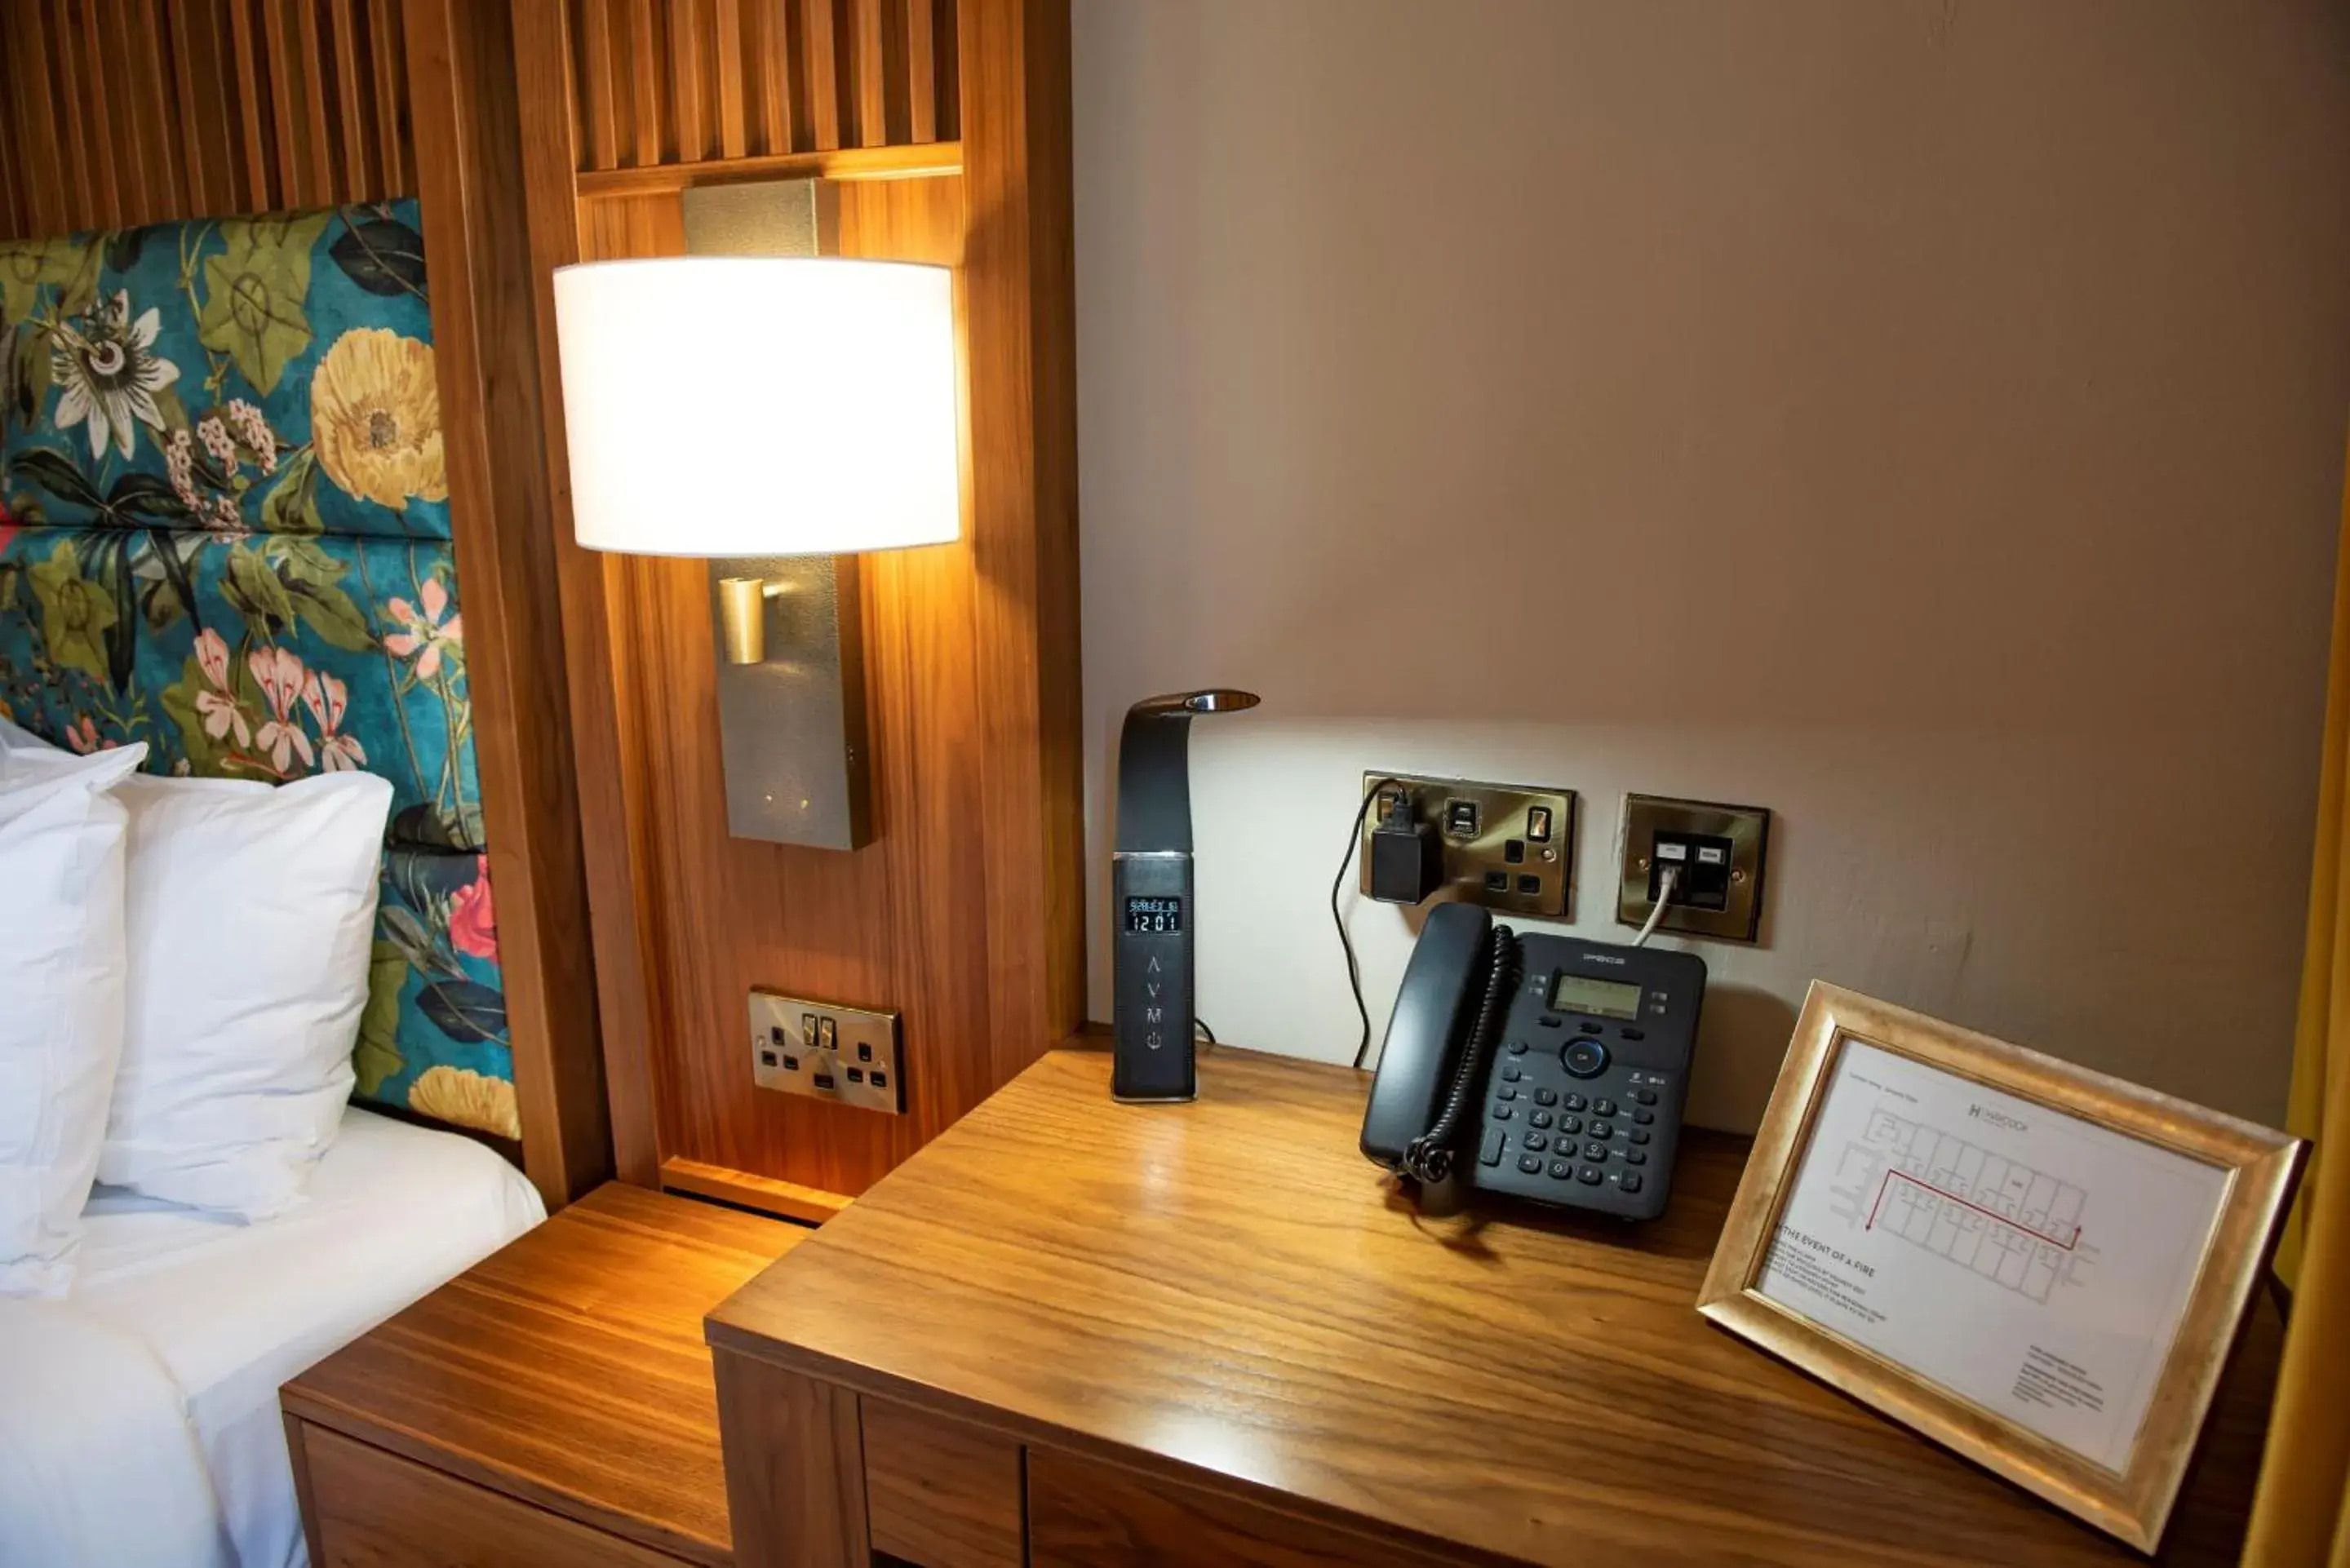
[1360,902,1705,1221]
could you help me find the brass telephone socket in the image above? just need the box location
[1616,794,1771,943]
[1359,773,1576,919]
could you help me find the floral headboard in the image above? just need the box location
[0,204,520,1141]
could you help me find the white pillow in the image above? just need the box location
[0,736,148,1296]
[99,771,392,1219]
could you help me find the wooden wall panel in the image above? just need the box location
[562,0,956,173]
[0,0,416,241]
[512,0,1079,1205]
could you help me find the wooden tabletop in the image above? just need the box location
[707,1044,2281,1567]
[285,1183,807,1565]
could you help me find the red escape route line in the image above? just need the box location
[1864,1168,2082,1251]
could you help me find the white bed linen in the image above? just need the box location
[0,1106,543,1568]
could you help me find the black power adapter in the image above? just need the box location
[1368,792,1445,905]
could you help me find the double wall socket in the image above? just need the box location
[1616,794,1770,942]
[748,990,904,1114]
[1360,773,1576,918]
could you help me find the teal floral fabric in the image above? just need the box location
[0,203,520,1142]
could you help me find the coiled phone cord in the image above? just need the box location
[1402,924,1521,1185]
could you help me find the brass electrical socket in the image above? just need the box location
[1359,773,1576,918]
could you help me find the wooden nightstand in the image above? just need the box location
[282,1184,805,1566]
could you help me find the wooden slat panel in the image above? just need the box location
[119,0,180,221]
[258,0,309,204]
[294,0,339,202]
[60,0,113,231]
[370,0,408,193]
[743,0,791,157]
[850,0,886,148]
[670,0,707,162]
[330,0,375,197]
[578,0,619,169]
[227,0,277,208]
[905,0,935,144]
[8,4,63,236]
[629,0,662,164]
[168,0,234,216]
[800,0,841,151]
[713,0,745,157]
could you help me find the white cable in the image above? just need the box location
[1633,865,1679,948]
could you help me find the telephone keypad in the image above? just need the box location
[1463,935,1702,1223]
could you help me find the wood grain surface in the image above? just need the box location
[285,1184,805,1566]
[557,0,957,173]
[707,1045,2284,1567]
[298,1420,695,1568]
[712,1348,873,1568]
[864,1395,1026,1568]
[1,0,415,238]
[509,0,1082,1211]
[404,0,613,1207]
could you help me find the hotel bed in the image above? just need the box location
[0,1109,543,1568]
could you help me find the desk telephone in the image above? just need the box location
[1360,902,1705,1220]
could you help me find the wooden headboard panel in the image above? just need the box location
[0,0,612,1207]
[514,0,1082,1213]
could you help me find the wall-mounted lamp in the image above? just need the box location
[552,253,960,848]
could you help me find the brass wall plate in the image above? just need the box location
[749,990,904,1114]
[1616,793,1770,942]
[1360,773,1576,918]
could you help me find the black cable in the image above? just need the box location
[1335,777,1403,1070]
[1403,927,1520,1185]
[1194,1017,1216,1048]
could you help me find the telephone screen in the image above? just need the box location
[1550,972,1643,1020]
[1124,896,1183,934]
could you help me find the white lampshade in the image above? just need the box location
[552,257,960,556]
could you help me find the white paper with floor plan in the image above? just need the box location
[1756,1039,2228,1473]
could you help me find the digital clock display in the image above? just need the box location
[1124,896,1183,934]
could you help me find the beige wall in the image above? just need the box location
[1071,0,2350,1128]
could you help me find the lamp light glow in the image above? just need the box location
[552,256,960,557]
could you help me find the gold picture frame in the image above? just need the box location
[1697,982,2304,1552]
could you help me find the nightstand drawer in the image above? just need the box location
[297,1422,694,1568]
[1027,1449,1461,1568]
